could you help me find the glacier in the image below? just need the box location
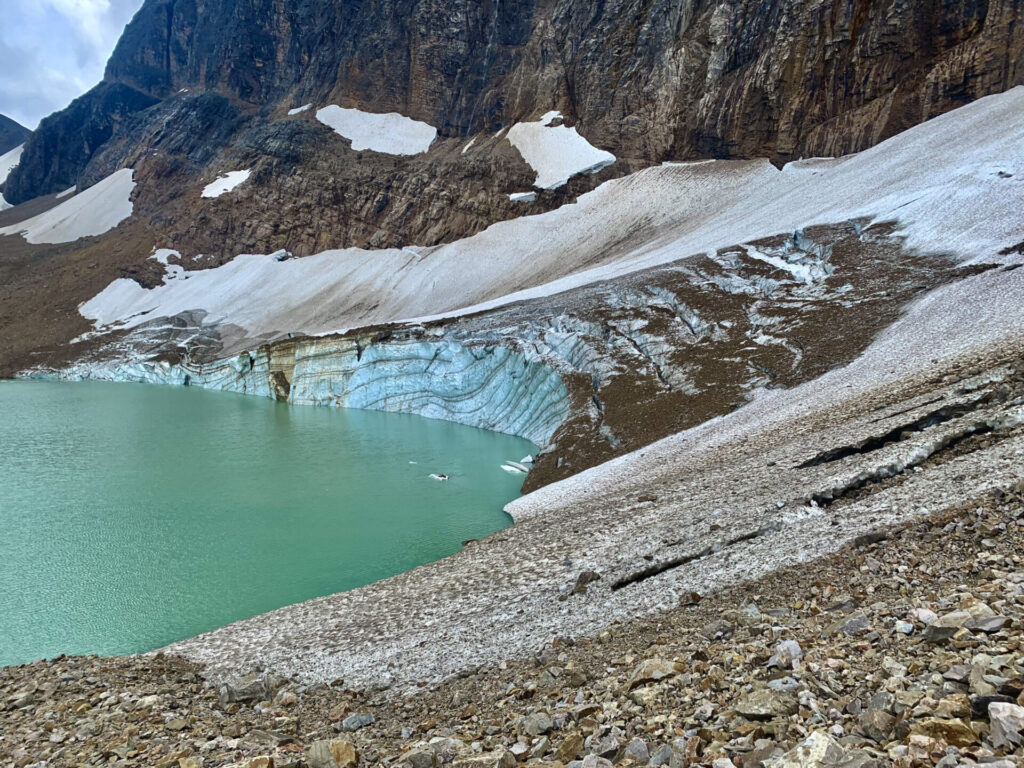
[54,335,570,447]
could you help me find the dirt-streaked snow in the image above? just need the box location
[79,89,1024,351]
[506,111,616,189]
[0,169,135,244]
[316,105,437,155]
[201,170,252,198]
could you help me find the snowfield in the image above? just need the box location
[0,169,135,244]
[316,106,437,155]
[79,89,1024,351]
[202,170,252,198]
[0,144,23,211]
[0,144,23,185]
[506,111,616,189]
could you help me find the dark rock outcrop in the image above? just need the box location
[0,114,30,155]
[3,83,159,204]
[11,0,1024,197]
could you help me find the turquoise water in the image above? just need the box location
[0,380,535,667]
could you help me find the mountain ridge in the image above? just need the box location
[5,0,1022,254]
[0,113,30,157]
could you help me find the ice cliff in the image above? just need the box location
[56,336,569,447]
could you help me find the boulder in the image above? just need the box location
[922,611,971,643]
[555,734,584,763]
[453,750,517,768]
[340,713,375,732]
[736,689,799,720]
[909,717,979,747]
[403,750,438,768]
[764,731,878,768]
[307,740,358,768]
[628,659,682,689]
[520,711,554,736]
[989,702,1024,748]
[858,709,895,742]
[623,737,650,765]
[767,640,803,670]
[218,674,267,704]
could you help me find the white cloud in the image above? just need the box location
[0,0,144,129]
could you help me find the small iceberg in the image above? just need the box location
[500,463,528,474]
[520,455,534,464]
[429,473,449,481]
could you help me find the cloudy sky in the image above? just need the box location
[0,0,145,129]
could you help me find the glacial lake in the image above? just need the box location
[0,380,535,667]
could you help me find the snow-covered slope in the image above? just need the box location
[316,106,437,155]
[79,89,1024,349]
[506,111,616,189]
[0,169,135,244]
[0,143,23,211]
[0,144,22,185]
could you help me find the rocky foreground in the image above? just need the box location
[4,488,1024,768]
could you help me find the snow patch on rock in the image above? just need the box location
[0,169,134,244]
[288,104,312,115]
[509,191,536,203]
[316,105,437,155]
[507,111,616,189]
[201,170,251,199]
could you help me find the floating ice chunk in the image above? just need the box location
[0,168,134,244]
[288,104,312,115]
[505,460,531,473]
[507,111,616,190]
[316,105,437,155]
[202,170,251,199]
[429,473,449,481]
[509,191,536,203]
[501,463,527,474]
[520,455,534,464]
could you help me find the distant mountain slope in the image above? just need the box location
[0,114,30,155]
[5,0,1022,241]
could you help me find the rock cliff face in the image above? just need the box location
[0,114,29,155]
[6,0,1022,254]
